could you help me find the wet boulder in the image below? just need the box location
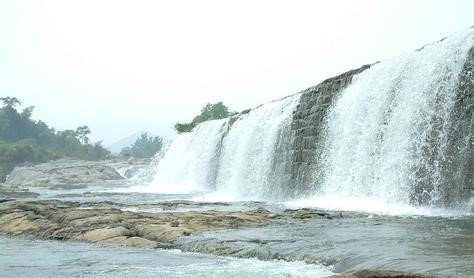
[328,269,430,278]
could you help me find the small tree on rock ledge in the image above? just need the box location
[174,102,235,133]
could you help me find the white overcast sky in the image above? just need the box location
[1,0,473,145]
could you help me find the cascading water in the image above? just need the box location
[136,28,474,213]
[310,29,474,210]
[144,119,229,194]
[141,95,299,198]
[213,95,299,200]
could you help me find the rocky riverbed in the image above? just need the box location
[0,199,272,248]
[0,199,429,278]
[0,159,466,278]
[0,198,353,249]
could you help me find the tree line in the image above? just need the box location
[0,97,110,181]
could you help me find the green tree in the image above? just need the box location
[21,106,35,119]
[192,102,230,123]
[174,102,235,133]
[0,99,22,141]
[174,122,196,133]
[75,126,91,144]
[0,97,21,109]
[120,133,163,158]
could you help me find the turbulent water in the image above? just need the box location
[135,95,300,200]
[5,184,474,278]
[139,29,474,213]
[0,237,333,278]
[315,30,474,209]
[149,119,229,194]
[213,96,299,200]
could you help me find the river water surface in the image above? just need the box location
[1,183,474,278]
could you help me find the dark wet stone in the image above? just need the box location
[170,221,180,227]
[328,269,430,278]
[289,64,371,195]
[0,189,40,199]
[284,208,345,220]
[54,191,131,198]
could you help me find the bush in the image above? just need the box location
[120,133,163,158]
[174,102,235,133]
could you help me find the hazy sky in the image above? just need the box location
[1,0,473,145]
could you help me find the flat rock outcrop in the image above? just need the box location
[0,200,271,248]
[0,200,430,278]
[3,160,124,189]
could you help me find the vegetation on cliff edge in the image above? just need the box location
[174,102,235,133]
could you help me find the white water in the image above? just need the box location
[285,196,473,217]
[213,95,299,200]
[131,95,299,199]
[129,29,474,215]
[127,119,229,194]
[296,29,474,213]
[0,237,335,278]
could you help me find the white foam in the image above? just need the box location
[130,119,228,194]
[285,196,473,217]
[214,95,300,199]
[313,29,474,208]
[132,95,299,199]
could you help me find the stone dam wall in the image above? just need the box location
[288,64,371,196]
[284,43,474,205]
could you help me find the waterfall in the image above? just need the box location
[136,28,474,212]
[142,95,299,198]
[214,95,299,200]
[146,119,229,194]
[313,29,474,209]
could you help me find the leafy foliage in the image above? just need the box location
[120,133,163,158]
[0,97,21,108]
[174,122,196,134]
[174,102,235,133]
[75,126,91,144]
[0,97,111,181]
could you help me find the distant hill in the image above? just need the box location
[107,131,154,154]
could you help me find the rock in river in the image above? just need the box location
[3,159,124,189]
[329,269,429,278]
[0,200,271,248]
